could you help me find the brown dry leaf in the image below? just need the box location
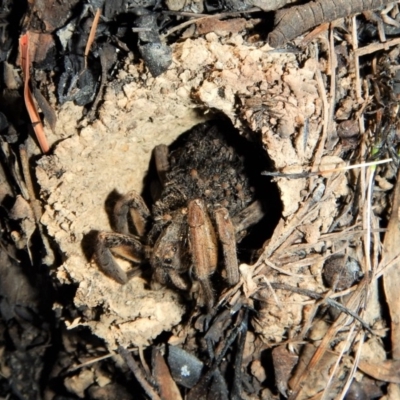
[357,359,400,384]
[32,85,57,132]
[29,0,79,32]
[196,18,247,36]
[382,168,400,359]
[152,349,182,400]
[28,32,55,64]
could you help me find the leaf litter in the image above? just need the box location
[1,1,400,399]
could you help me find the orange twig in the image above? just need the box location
[19,32,50,153]
[84,8,101,69]
[301,22,329,45]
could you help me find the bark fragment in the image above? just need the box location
[268,0,395,47]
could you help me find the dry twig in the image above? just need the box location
[19,33,49,153]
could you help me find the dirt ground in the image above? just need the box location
[2,1,400,399]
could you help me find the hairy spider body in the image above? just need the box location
[151,124,255,223]
[96,121,265,309]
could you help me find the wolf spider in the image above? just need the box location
[95,122,265,309]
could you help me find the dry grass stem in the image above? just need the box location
[84,8,101,69]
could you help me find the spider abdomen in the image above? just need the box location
[153,122,257,221]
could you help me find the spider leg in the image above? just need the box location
[152,264,190,291]
[153,144,170,186]
[214,207,239,286]
[95,232,147,284]
[150,144,170,201]
[114,191,151,237]
[215,202,265,287]
[188,199,218,309]
[151,214,189,290]
[168,269,190,291]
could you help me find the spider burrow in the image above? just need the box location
[95,121,266,310]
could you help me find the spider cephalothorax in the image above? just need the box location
[95,121,266,309]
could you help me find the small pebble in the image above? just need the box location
[322,254,363,291]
